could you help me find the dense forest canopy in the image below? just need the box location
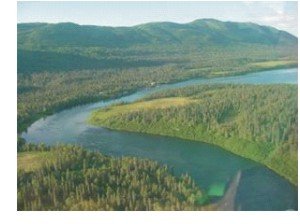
[17,18,298,211]
[18,144,210,211]
[17,20,297,133]
[90,84,298,185]
[18,19,297,49]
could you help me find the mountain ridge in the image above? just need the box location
[18,18,297,49]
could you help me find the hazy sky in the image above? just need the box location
[18,1,298,36]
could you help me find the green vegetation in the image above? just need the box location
[18,19,296,50]
[18,20,297,133]
[17,18,298,211]
[17,65,182,132]
[90,84,298,185]
[17,151,55,172]
[17,48,297,133]
[250,60,297,69]
[17,20,297,133]
[17,19,298,211]
[17,144,211,211]
[94,97,195,120]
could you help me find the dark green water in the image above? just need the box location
[22,68,298,210]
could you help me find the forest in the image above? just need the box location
[17,19,297,51]
[17,143,211,211]
[17,19,298,211]
[17,44,297,133]
[17,20,297,133]
[90,84,298,185]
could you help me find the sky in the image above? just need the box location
[18,1,298,36]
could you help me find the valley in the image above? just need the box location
[17,19,298,211]
[17,20,297,133]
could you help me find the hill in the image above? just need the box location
[17,19,298,75]
[18,19,297,49]
[17,19,298,133]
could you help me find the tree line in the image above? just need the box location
[18,144,207,211]
[18,44,297,133]
[91,84,298,184]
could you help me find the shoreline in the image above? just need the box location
[19,65,298,134]
[90,123,297,187]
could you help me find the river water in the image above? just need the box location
[22,68,298,210]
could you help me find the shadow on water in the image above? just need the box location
[235,167,298,211]
[216,167,298,211]
[76,127,298,211]
[22,68,298,211]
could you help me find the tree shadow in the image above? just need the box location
[18,50,170,74]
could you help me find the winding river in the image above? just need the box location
[22,68,298,211]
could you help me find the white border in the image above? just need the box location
[0,1,298,224]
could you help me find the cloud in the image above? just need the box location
[242,1,297,35]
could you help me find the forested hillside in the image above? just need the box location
[90,84,298,185]
[18,19,297,49]
[18,19,297,75]
[17,144,209,211]
[17,17,298,212]
[17,19,297,133]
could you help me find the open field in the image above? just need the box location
[90,97,195,122]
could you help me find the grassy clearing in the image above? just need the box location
[209,60,297,77]
[90,97,195,123]
[250,60,297,69]
[18,151,54,172]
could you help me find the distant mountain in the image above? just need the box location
[18,19,297,49]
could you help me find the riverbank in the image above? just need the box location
[18,144,212,211]
[90,122,297,186]
[18,64,297,134]
[89,84,298,186]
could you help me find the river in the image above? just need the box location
[22,68,298,211]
